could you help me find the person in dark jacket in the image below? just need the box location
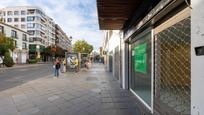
[54,58,61,77]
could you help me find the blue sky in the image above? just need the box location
[0,0,103,50]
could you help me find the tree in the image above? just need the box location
[73,40,93,54]
[3,52,14,67]
[55,46,65,57]
[44,46,52,56]
[44,45,65,57]
[0,33,15,56]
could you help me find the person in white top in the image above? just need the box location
[0,56,3,67]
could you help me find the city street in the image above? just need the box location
[0,0,199,114]
[0,64,53,92]
[0,64,142,115]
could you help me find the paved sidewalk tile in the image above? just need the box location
[0,63,141,115]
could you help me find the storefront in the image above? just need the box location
[125,2,191,115]
[29,44,45,60]
[97,0,191,114]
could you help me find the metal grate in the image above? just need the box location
[155,17,190,114]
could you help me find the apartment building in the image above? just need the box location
[55,24,72,52]
[0,22,29,64]
[0,6,55,59]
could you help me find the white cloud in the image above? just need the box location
[0,0,104,50]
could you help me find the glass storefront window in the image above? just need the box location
[131,32,152,107]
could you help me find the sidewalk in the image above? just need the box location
[0,63,142,115]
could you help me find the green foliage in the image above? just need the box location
[73,40,93,54]
[28,59,38,64]
[44,46,52,56]
[0,33,15,56]
[3,52,14,67]
[55,46,65,57]
[44,45,65,57]
[0,45,7,56]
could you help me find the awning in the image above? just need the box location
[97,0,143,30]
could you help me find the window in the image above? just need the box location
[29,38,34,42]
[33,38,36,41]
[131,32,152,107]
[21,11,26,15]
[11,30,17,38]
[22,34,27,41]
[0,26,4,33]
[14,11,19,15]
[7,18,12,22]
[36,9,42,15]
[27,16,35,21]
[21,18,25,22]
[21,24,26,29]
[22,43,27,49]
[27,30,35,35]
[14,18,18,22]
[35,23,41,29]
[7,11,12,15]
[36,30,40,36]
[27,23,35,28]
[36,16,41,21]
[1,11,6,16]
[27,9,35,15]
[14,25,18,28]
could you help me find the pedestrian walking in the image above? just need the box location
[54,58,61,77]
[60,58,66,73]
[63,58,66,72]
[85,59,89,69]
[0,56,3,68]
[74,57,79,73]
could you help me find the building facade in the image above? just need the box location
[0,6,56,59]
[98,0,192,115]
[55,24,72,51]
[0,22,29,64]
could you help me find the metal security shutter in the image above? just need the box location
[154,7,191,115]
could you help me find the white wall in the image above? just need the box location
[191,0,204,114]
[105,30,120,72]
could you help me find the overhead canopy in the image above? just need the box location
[97,0,143,30]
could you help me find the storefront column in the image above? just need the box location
[122,42,129,89]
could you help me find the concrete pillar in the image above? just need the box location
[122,42,129,89]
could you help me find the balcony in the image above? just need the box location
[27,9,35,15]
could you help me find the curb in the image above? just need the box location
[0,63,51,70]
